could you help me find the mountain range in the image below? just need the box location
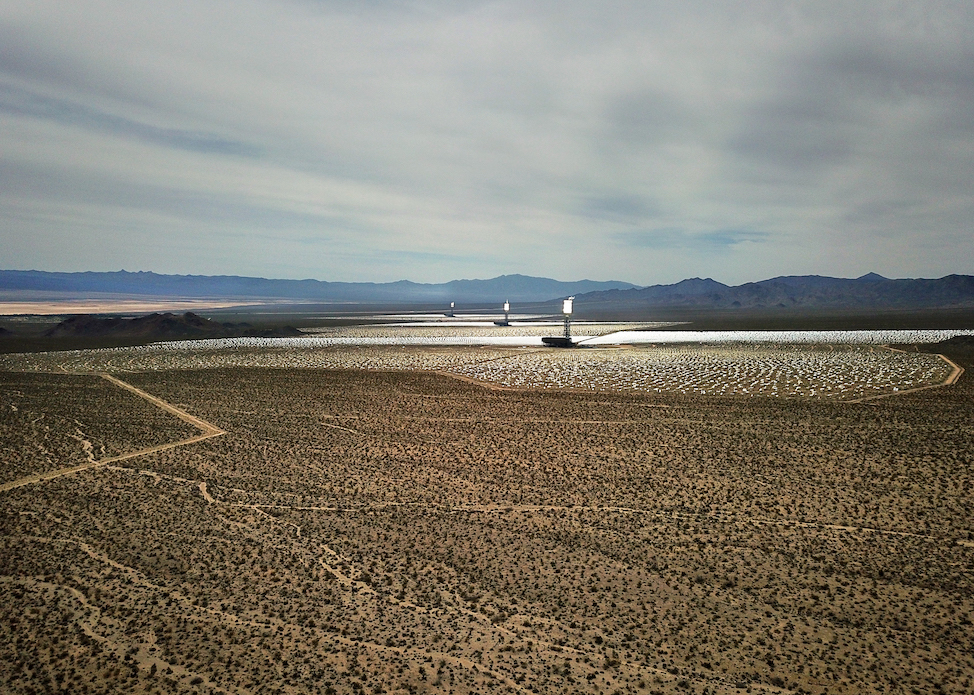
[2,270,974,311]
[0,270,635,304]
[576,273,974,311]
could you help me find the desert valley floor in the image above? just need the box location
[1,345,973,695]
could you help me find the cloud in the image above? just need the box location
[578,194,659,224]
[1,0,973,284]
[0,83,261,156]
[616,228,769,251]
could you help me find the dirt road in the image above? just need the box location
[0,373,225,493]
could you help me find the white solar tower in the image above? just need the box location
[495,300,511,326]
[562,296,574,340]
[544,296,575,346]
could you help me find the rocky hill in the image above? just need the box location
[577,273,974,311]
[43,312,302,340]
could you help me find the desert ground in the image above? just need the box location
[1,343,972,695]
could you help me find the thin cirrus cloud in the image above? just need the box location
[578,195,660,224]
[617,229,769,251]
[0,83,262,157]
[0,0,973,285]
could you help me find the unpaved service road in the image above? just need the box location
[0,373,223,493]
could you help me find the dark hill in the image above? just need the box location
[43,312,302,341]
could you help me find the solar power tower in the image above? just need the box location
[494,301,512,326]
[542,296,575,347]
[562,296,574,339]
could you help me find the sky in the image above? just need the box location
[1,1,973,286]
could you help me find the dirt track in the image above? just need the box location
[0,373,224,493]
[844,352,964,403]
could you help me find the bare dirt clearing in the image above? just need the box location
[1,356,973,694]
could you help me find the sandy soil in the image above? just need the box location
[1,357,972,695]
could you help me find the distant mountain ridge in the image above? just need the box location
[576,273,974,311]
[4,270,974,311]
[0,270,635,304]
